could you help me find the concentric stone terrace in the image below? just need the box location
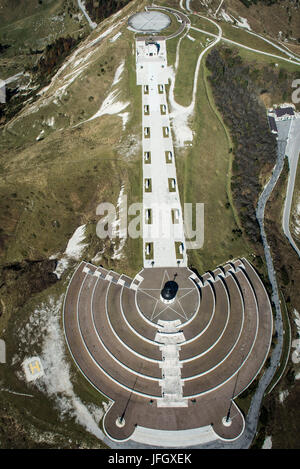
[63,258,273,445]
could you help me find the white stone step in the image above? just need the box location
[157,395,188,408]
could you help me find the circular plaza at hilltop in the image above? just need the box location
[128,11,171,33]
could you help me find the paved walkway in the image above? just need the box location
[136,38,187,268]
[63,258,273,446]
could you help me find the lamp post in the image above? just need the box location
[118,372,139,426]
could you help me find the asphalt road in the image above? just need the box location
[281,117,300,258]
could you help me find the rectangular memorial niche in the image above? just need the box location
[144,151,151,164]
[162,126,169,138]
[145,242,154,260]
[175,241,184,260]
[168,178,176,192]
[160,104,167,115]
[171,208,180,224]
[145,208,152,224]
[165,151,173,163]
[144,178,152,192]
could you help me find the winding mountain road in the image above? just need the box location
[282,118,300,258]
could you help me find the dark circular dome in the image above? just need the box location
[161,280,178,301]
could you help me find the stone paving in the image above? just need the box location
[137,38,187,268]
[63,259,273,445]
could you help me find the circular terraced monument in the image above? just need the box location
[63,259,273,447]
[128,11,171,33]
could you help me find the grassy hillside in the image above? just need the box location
[0,0,143,315]
[0,0,90,79]
[190,0,300,48]
[290,159,300,248]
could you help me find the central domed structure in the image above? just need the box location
[160,280,178,304]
